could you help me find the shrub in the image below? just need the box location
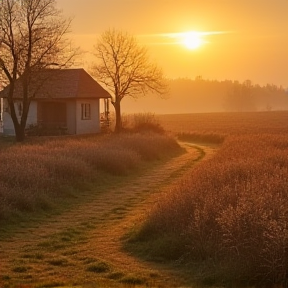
[122,113,165,134]
[26,123,67,136]
[132,113,165,134]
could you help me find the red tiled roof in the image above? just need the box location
[0,68,111,99]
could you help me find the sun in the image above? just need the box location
[181,32,203,50]
[158,30,227,50]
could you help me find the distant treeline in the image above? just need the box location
[123,77,288,114]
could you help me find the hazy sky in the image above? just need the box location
[57,0,288,87]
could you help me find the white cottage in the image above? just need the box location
[0,69,111,135]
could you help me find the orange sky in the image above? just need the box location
[57,0,288,88]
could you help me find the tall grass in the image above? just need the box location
[122,112,165,134]
[130,112,288,287]
[0,132,182,222]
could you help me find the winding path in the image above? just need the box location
[0,143,216,288]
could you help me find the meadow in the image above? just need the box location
[0,130,182,223]
[1,111,288,288]
[127,111,288,287]
[0,115,196,288]
[157,110,288,136]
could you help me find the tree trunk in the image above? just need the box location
[113,100,122,133]
[8,90,30,142]
[14,124,26,142]
[9,106,26,142]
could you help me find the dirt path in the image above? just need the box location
[0,143,217,288]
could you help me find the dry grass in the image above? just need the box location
[0,132,182,222]
[0,136,202,288]
[157,111,288,136]
[130,111,288,287]
[2,111,288,287]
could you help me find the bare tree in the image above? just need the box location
[91,28,167,133]
[0,0,78,141]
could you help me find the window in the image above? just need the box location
[81,103,91,120]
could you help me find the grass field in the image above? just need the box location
[1,110,288,288]
[157,111,288,136]
[0,129,204,288]
[129,111,288,287]
[0,131,182,223]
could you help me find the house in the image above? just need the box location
[0,69,111,135]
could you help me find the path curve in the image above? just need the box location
[0,142,217,288]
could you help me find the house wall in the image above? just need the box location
[27,102,38,127]
[66,101,76,134]
[1,98,102,136]
[2,99,37,135]
[75,99,100,134]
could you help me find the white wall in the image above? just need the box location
[75,99,100,134]
[2,98,101,136]
[27,101,37,126]
[2,99,37,135]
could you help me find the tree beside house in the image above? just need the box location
[0,69,111,136]
[0,0,79,141]
[91,28,167,133]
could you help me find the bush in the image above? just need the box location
[26,123,68,136]
[122,113,165,134]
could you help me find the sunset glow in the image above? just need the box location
[56,0,288,88]
[154,31,229,50]
[181,32,203,49]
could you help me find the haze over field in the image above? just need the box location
[121,78,288,114]
[56,0,288,114]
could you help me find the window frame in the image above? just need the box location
[81,103,91,120]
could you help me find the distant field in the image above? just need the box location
[157,111,288,135]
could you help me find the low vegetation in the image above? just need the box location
[157,110,288,136]
[0,131,182,223]
[177,132,225,145]
[128,111,288,287]
[120,112,165,134]
[2,111,288,287]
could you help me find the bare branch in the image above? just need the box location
[90,28,167,132]
[0,0,79,141]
